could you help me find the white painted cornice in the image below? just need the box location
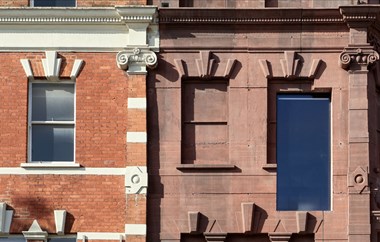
[0,6,159,52]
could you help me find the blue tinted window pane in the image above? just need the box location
[33,0,75,6]
[32,83,74,121]
[0,238,25,242]
[32,125,74,162]
[277,94,330,211]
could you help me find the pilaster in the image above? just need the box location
[116,6,158,75]
[340,6,380,242]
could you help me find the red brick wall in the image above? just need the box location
[0,0,146,6]
[0,51,146,235]
[1,175,126,233]
[0,53,129,167]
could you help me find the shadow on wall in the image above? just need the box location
[8,195,75,234]
[147,58,164,241]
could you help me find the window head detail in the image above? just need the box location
[259,51,323,80]
[174,51,237,79]
[20,51,84,81]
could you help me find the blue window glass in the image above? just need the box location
[32,0,76,7]
[30,83,75,162]
[32,125,74,162]
[277,94,331,211]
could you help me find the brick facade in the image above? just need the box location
[0,3,157,242]
[0,0,146,6]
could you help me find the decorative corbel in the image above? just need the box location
[116,47,157,75]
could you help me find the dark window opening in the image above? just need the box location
[31,0,76,7]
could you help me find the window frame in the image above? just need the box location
[30,0,77,7]
[27,80,76,164]
[275,92,332,211]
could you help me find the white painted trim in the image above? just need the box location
[4,211,13,234]
[0,167,126,175]
[28,81,76,163]
[77,232,124,240]
[21,162,80,168]
[125,224,146,235]
[127,132,147,143]
[20,59,33,78]
[0,7,159,51]
[126,132,147,143]
[128,98,146,109]
[70,59,84,79]
[54,210,66,235]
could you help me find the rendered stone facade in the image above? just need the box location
[147,1,380,242]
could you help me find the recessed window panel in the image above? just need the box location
[277,94,330,211]
[32,125,74,162]
[32,0,76,7]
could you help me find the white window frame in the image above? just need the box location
[30,0,77,7]
[27,80,77,166]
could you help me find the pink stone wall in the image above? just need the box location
[148,7,359,242]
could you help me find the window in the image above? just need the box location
[30,0,76,7]
[29,82,75,162]
[181,80,229,165]
[276,94,331,211]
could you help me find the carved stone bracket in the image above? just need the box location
[339,46,379,70]
[259,51,323,79]
[116,47,157,75]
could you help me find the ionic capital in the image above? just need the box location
[116,47,157,75]
[339,46,379,70]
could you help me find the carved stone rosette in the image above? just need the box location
[339,46,379,69]
[116,47,157,75]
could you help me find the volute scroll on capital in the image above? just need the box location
[116,47,158,75]
[339,46,379,70]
